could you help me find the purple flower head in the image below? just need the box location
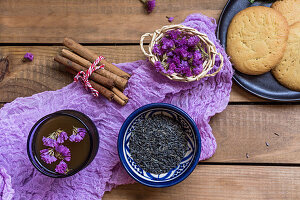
[167,30,181,40]
[166,51,174,57]
[161,38,174,51]
[193,51,203,66]
[44,128,68,146]
[55,160,68,174]
[42,137,57,148]
[24,53,34,61]
[187,52,194,60]
[55,144,71,161]
[179,48,188,58]
[40,149,57,164]
[181,60,189,69]
[169,63,176,71]
[153,44,163,56]
[187,36,200,47]
[166,57,173,65]
[181,64,193,76]
[145,0,155,13]
[167,17,174,23]
[69,127,87,143]
[167,63,177,74]
[154,61,164,72]
[193,66,203,75]
[174,67,182,73]
[56,131,68,144]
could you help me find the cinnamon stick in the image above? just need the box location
[61,49,127,91]
[63,38,131,79]
[54,55,115,90]
[64,68,114,101]
[113,94,127,106]
[112,87,129,103]
[62,57,128,106]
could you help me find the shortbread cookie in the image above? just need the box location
[272,0,300,25]
[227,6,289,75]
[272,22,300,91]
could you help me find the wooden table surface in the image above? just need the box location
[0,0,299,199]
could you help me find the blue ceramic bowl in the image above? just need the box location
[118,103,201,187]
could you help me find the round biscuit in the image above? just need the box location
[226,6,289,75]
[272,22,300,91]
[271,0,300,26]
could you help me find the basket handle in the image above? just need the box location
[204,52,224,77]
[140,33,154,58]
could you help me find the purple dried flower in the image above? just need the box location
[24,53,34,61]
[141,0,155,13]
[193,66,203,75]
[166,51,174,57]
[167,30,181,40]
[167,17,174,23]
[55,144,71,161]
[181,60,189,69]
[42,137,57,148]
[69,127,87,143]
[44,129,68,145]
[161,38,175,50]
[179,60,193,77]
[193,51,203,66]
[40,149,57,164]
[166,57,173,65]
[146,0,155,13]
[153,44,163,56]
[179,48,188,58]
[151,29,208,77]
[187,36,200,47]
[55,160,68,174]
[56,131,68,144]
[173,56,181,65]
[187,52,194,60]
[176,37,188,47]
[168,63,176,70]
[154,61,167,73]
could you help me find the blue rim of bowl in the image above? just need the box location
[118,103,201,188]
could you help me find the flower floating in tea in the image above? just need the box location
[54,144,71,162]
[39,127,87,174]
[40,149,57,164]
[55,160,69,174]
[69,127,87,143]
[129,115,188,174]
[42,129,68,147]
[152,29,209,77]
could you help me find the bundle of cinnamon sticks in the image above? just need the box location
[54,38,130,106]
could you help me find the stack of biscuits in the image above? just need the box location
[226,0,300,91]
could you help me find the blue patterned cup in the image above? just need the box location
[118,103,201,187]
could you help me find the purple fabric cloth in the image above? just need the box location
[0,13,233,200]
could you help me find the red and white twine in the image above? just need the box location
[74,56,105,97]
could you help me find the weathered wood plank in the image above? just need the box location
[103,165,300,200]
[0,46,263,102]
[0,0,226,43]
[209,105,300,163]
[0,103,4,109]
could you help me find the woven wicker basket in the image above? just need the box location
[140,24,224,82]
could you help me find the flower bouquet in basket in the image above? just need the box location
[140,25,224,82]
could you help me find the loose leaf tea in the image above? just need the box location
[36,115,90,174]
[129,114,188,174]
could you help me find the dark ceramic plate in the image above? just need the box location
[217,0,300,101]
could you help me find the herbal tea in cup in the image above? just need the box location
[27,110,99,178]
